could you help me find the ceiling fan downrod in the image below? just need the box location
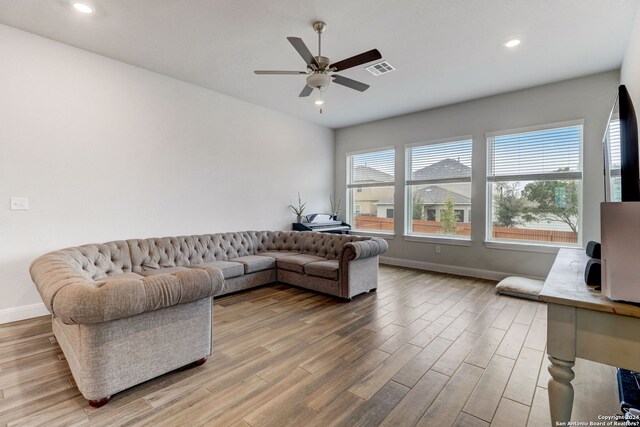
[313,21,326,60]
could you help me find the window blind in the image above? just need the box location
[607,117,621,172]
[487,125,582,181]
[406,139,472,185]
[348,149,395,188]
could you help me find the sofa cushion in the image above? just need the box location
[190,261,244,279]
[257,250,301,259]
[277,254,327,274]
[304,260,339,281]
[232,255,275,274]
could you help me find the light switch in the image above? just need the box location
[10,197,29,210]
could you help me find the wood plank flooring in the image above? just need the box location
[0,265,621,426]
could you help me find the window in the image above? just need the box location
[347,148,395,233]
[487,123,583,246]
[405,138,472,238]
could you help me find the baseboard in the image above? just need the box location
[379,256,545,281]
[0,303,49,325]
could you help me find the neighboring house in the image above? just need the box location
[354,158,575,230]
[354,160,472,222]
[410,158,472,222]
[413,185,471,222]
[351,165,394,218]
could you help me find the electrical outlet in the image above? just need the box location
[435,245,441,254]
[10,197,29,210]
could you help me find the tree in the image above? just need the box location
[494,182,526,227]
[412,193,424,220]
[439,193,460,235]
[521,177,579,234]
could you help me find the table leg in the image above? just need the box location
[548,355,575,424]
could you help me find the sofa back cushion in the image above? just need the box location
[302,233,364,260]
[128,232,255,272]
[190,232,253,262]
[128,237,192,273]
[63,241,133,280]
[250,231,306,253]
[187,234,228,264]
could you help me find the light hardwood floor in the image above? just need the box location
[0,265,621,426]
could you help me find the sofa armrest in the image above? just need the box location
[50,268,221,325]
[341,237,388,261]
[31,253,222,325]
[52,278,148,325]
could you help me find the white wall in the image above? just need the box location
[0,25,334,321]
[335,71,619,279]
[622,4,640,104]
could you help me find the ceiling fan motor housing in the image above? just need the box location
[306,72,331,90]
[313,56,331,69]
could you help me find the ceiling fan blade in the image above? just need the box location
[299,85,313,97]
[332,75,370,92]
[254,70,308,75]
[330,49,382,72]
[287,37,320,68]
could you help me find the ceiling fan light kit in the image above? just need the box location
[254,21,383,111]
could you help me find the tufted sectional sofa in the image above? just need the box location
[29,230,387,406]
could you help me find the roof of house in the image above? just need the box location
[352,165,393,184]
[414,185,471,205]
[412,158,471,181]
[375,185,470,206]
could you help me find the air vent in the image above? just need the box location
[365,61,395,76]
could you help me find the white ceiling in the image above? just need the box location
[0,0,638,128]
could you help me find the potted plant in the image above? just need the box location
[289,193,307,223]
[330,196,342,220]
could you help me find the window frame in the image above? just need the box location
[404,135,474,241]
[485,120,584,248]
[346,146,396,235]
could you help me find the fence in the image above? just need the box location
[354,216,577,243]
[354,217,471,235]
[491,226,577,243]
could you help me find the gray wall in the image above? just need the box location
[0,25,334,321]
[335,71,620,279]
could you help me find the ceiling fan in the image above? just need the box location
[254,21,382,102]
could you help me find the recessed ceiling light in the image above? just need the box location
[72,3,94,14]
[505,39,521,48]
[314,99,324,106]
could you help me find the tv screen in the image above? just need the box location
[603,85,640,202]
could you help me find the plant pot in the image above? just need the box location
[296,215,302,224]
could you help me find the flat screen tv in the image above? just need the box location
[603,85,640,202]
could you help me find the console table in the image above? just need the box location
[540,248,640,424]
